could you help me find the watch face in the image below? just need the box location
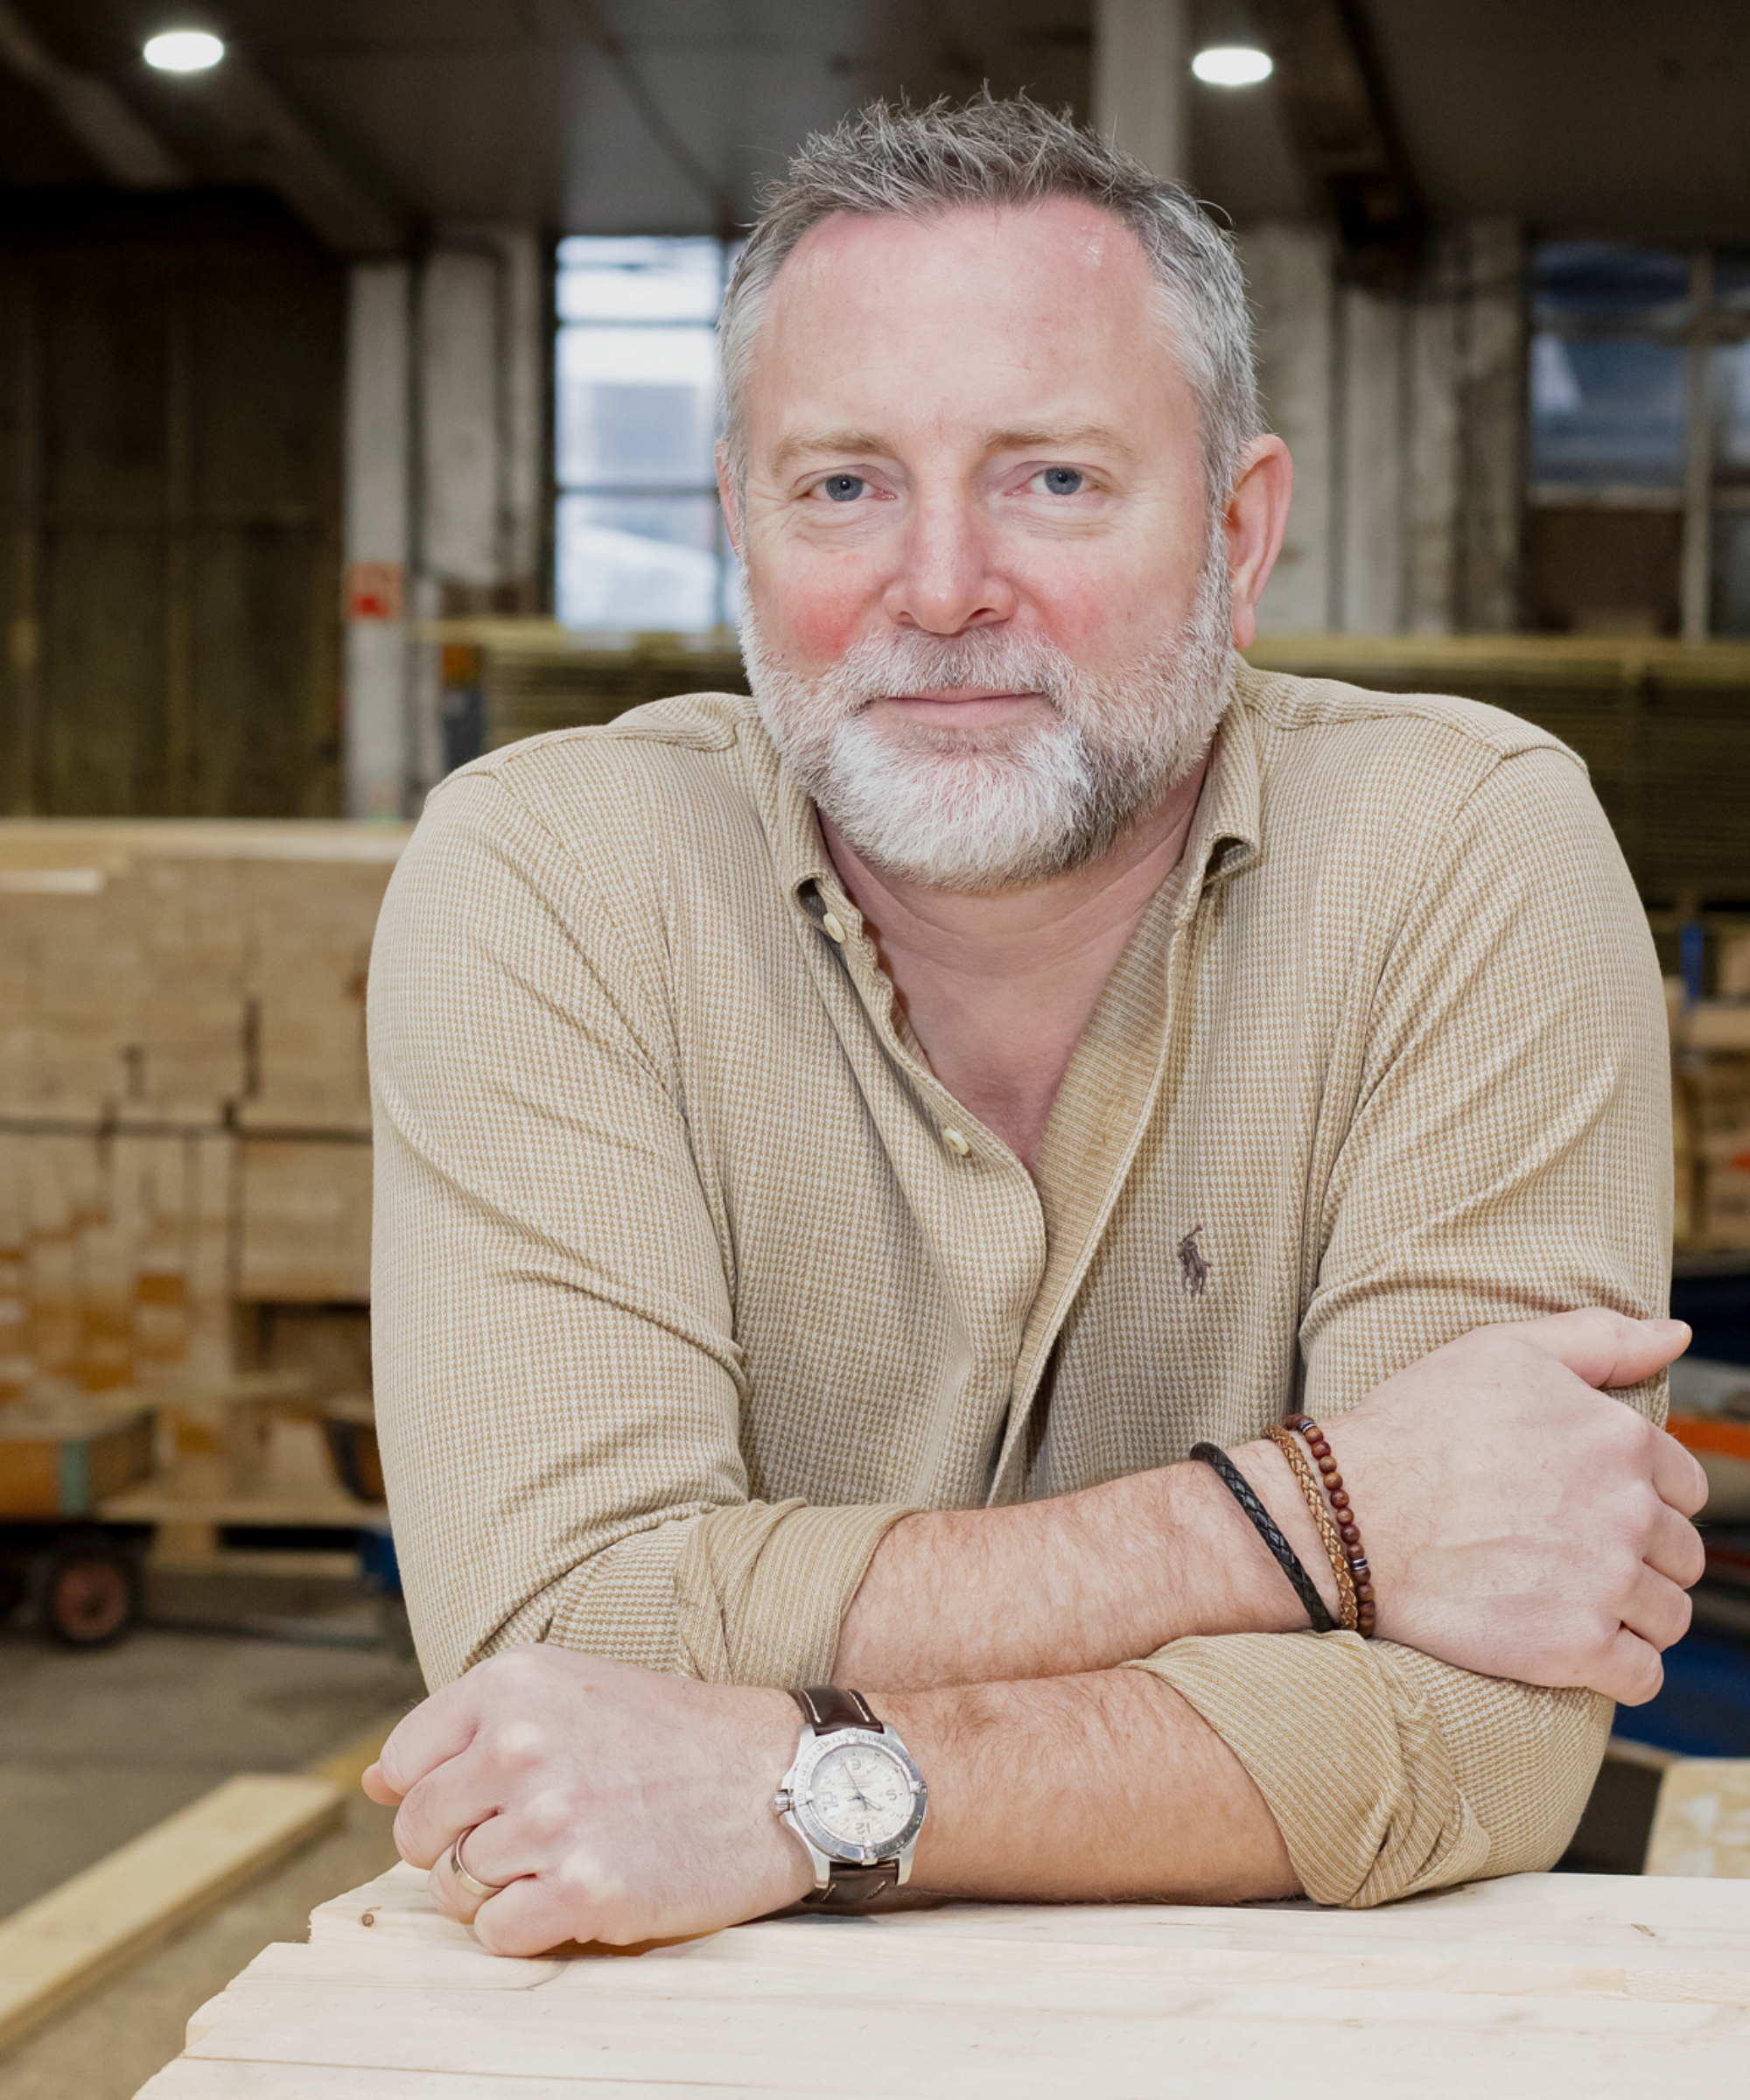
[807,1740,916,1851]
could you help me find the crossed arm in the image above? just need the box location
[366,1311,1704,1954]
[366,752,1705,1952]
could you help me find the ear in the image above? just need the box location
[716,444,744,559]
[1222,436,1293,651]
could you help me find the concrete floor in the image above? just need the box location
[0,1600,426,2098]
[0,1618,424,1920]
[0,1792,404,2100]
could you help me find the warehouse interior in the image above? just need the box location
[3,1,1750,2089]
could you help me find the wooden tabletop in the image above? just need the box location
[136,1862,1750,2097]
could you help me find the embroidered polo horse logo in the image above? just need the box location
[1178,1225,1209,1296]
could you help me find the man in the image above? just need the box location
[364,97,1704,1955]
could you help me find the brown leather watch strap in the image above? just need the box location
[793,1685,883,1733]
[803,1861,900,1908]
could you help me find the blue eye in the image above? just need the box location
[1040,467,1083,495]
[822,475,864,502]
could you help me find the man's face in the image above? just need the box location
[728,200,1236,890]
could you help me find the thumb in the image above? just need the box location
[1511,1308,1690,1390]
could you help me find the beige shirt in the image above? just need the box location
[368,660,1670,1909]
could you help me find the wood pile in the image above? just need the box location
[0,822,405,1423]
[1679,934,1750,1253]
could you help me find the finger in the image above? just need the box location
[1642,1500,1708,1588]
[1592,1624,1665,1708]
[375,1684,484,1802]
[1617,1564,1694,1655]
[429,1852,486,1928]
[392,1746,507,1871]
[360,1759,402,1807]
[1649,1427,1711,1519]
[470,1868,611,1959]
[392,1712,556,1868]
[1509,1310,1690,1390]
[425,1811,527,1928]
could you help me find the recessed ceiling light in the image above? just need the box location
[1192,46,1273,88]
[144,30,226,73]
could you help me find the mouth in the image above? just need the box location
[866,690,1050,731]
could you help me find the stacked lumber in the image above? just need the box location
[0,822,405,1410]
[1675,932,1750,1253]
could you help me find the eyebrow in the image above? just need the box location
[770,422,1143,473]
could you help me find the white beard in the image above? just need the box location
[742,550,1234,893]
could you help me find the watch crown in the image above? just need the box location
[773,1788,792,1814]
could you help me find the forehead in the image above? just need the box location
[743,199,1191,450]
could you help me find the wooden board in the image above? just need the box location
[1646,1759,1750,1878]
[0,1774,342,2057]
[135,1863,1750,2098]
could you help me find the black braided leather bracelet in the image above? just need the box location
[1190,1442,1337,1634]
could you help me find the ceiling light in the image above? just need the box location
[144,30,225,73]
[1192,46,1273,87]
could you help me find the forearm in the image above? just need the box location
[835,1442,1336,1687]
[870,1668,1298,1903]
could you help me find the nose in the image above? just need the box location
[880,490,1018,636]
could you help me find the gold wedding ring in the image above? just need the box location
[448,1825,506,1900]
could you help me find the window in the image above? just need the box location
[1527,243,1750,636]
[553,236,738,634]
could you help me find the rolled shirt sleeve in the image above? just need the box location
[368,764,914,1690]
[1131,741,1669,1906]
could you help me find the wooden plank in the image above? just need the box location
[0,1774,342,2055]
[100,1481,382,1527]
[136,1866,1750,2099]
[152,1966,1750,2097]
[310,1859,1750,1964]
[1646,1759,1750,1879]
[138,2065,766,2097]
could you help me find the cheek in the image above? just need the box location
[1025,570,1180,658]
[749,556,872,668]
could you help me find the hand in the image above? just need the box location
[1255,1311,1705,1704]
[361,1647,813,1955]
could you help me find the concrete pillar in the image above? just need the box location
[417,231,545,606]
[410,228,547,791]
[1404,262,1460,633]
[1091,0,1190,183]
[1452,218,1524,634]
[342,262,413,822]
[420,250,502,596]
[1336,286,1409,633]
[1240,222,1334,634]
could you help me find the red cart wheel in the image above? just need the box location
[36,1536,140,1649]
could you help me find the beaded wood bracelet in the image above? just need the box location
[1264,1425,1358,1633]
[1284,1413,1377,1638]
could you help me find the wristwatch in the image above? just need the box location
[774,1684,928,1908]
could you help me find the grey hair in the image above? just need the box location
[719,93,1262,506]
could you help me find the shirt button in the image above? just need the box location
[941,1127,972,1158]
[821,912,847,944]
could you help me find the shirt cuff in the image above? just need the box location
[1125,1632,1499,1907]
[673,1499,919,1686]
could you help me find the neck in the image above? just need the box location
[820,754,1210,1170]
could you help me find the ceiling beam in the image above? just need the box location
[0,0,186,186]
[1250,0,1425,281]
[144,50,406,256]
